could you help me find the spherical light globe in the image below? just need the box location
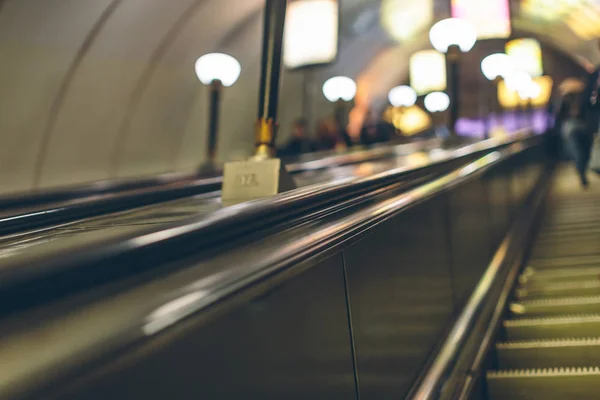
[518,80,541,100]
[388,85,417,107]
[504,70,533,92]
[322,76,357,102]
[429,18,477,53]
[481,53,514,81]
[424,92,450,113]
[195,53,241,87]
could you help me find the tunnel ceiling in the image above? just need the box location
[0,0,598,195]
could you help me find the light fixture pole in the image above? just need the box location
[322,76,357,130]
[429,18,477,135]
[254,0,288,160]
[194,53,241,171]
[481,53,514,138]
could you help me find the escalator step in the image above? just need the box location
[518,266,600,286]
[504,314,600,340]
[527,255,600,269]
[509,296,600,317]
[515,280,600,299]
[496,338,600,369]
[487,367,600,400]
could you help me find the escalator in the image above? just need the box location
[0,135,546,400]
[486,167,600,399]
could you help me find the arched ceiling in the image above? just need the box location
[0,0,597,195]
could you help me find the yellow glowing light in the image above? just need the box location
[410,50,447,95]
[386,105,432,136]
[506,38,543,78]
[498,75,553,108]
[381,0,434,42]
[283,0,339,69]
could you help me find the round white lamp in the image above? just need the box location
[388,85,417,107]
[517,80,541,101]
[322,76,357,102]
[195,53,241,87]
[429,18,477,54]
[194,53,241,170]
[504,70,533,92]
[424,92,450,113]
[481,53,514,82]
[323,76,357,130]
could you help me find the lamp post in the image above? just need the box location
[429,18,477,134]
[322,76,357,131]
[481,53,514,137]
[424,91,451,137]
[194,53,241,171]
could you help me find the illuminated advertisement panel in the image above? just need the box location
[410,50,446,95]
[381,0,433,42]
[506,38,543,78]
[283,0,339,69]
[451,0,511,39]
[498,76,553,108]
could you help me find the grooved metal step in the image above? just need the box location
[518,266,600,286]
[509,296,600,317]
[486,170,600,399]
[496,338,600,369]
[527,255,600,269]
[487,367,600,400]
[503,314,600,340]
[515,280,600,299]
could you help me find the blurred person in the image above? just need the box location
[314,118,347,151]
[583,43,600,133]
[360,110,392,146]
[555,78,594,188]
[278,118,314,157]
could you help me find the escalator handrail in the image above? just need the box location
[0,133,538,295]
[0,171,206,211]
[0,137,439,211]
[0,138,443,236]
[0,176,222,237]
[0,136,545,400]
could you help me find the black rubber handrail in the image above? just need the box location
[0,136,544,400]
[0,133,538,311]
[0,138,442,212]
[0,176,221,237]
[0,139,446,236]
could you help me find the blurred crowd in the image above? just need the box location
[278,112,397,158]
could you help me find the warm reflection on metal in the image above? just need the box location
[138,140,536,343]
[0,133,543,400]
[407,162,550,400]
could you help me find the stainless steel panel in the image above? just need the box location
[447,180,494,305]
[343,200,455,399]
[485,169,512,248]
[50,254,357,400]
